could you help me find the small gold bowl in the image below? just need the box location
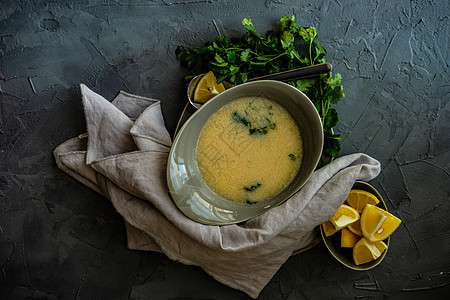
[320,181,390,270]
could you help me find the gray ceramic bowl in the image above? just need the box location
[167,80,324,225]
[320,181,390,270]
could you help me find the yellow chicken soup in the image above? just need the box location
[196,96,303,203]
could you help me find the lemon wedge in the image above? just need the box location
[346,189,380,213]
[341,228,360,248]
[347,219,363,236]
[193,71,225,104]
[361,204,402,242]
[353,237,388,265]
[329,204,360,230]
[322,221,339,237]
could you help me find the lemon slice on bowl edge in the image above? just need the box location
[193,71,225,104]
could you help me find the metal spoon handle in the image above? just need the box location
[248,62,332,82]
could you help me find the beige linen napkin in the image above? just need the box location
[54,84,381,298]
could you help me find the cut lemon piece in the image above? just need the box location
[329,204,360,230]
[361,204,402,242]
[193,71,225,103]
[346,189,380,213]
[321,221,339,237]
[341,228,360,248]
[347,219,363,236]
[353,237,388,265]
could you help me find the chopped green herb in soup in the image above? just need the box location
[244,183,261,192]
[196,96,303,203]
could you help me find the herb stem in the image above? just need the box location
[255,52,288,63]
[225,47,258,56]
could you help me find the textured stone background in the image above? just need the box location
[1,0,449,299]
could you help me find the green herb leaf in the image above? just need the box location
[249,127,268,135]
[240,72,249,82]
[293,78,316,93]
[227,51,238,64]
[244,183,261,191]
[324,131,341,157]
[323,108,339,131]
[277,15,291,31]
[240,48,251,61]
[229,65,240,74]
[277,15,299,33]
[280,31,294,49]
[211,61,228,67]
[314,41,327,63]
[215,53,226,63]
[298,26,317,42]
[242,18,257,33]
[232,111,251,127]
[268,120,276,129]
[215,36,229,47]
[327,72,342,87]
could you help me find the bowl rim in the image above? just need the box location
[320,180,390,271]
[167,80,324,225]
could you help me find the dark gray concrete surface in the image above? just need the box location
[1,0,449,299]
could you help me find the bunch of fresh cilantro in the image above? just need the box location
[176,15,345,166]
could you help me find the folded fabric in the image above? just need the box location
[54,84,381,298]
